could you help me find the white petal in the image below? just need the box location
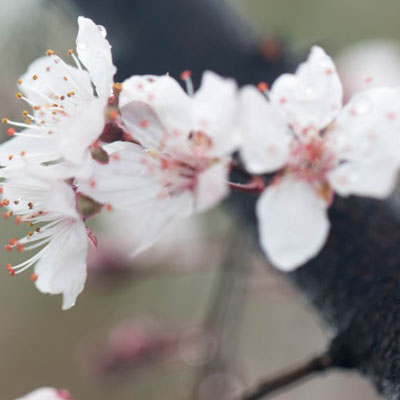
[76,16,116,99]
[19,56,93,107]
[256,177,330,271]
[327,87,400,198]
[43,180,80,219]
[34,219,88,310]
[58,97,105,164]
[77,142,163,209]
[95,190,193,257]
[328,157,399,198]
[120,75,191,150]
[192,71,241,156]
[239,86,291,174]
[270,46,343,134]
[195,159,230,212]
[0,133,60,167]
[16,387,68,400]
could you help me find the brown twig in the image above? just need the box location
[239,351,333,400]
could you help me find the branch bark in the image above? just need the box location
[239,352,333,400]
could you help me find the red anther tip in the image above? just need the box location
[105,203,113,212]
[161,158,170,170]
[9,238,17,246]
[30,273,38,282]
[16,244,24,253]
[257,82,269,92]
[6,263,12,271]
[9,269,15,277]
[139,119,148,128]
[180,70,192,80]
[4,245,12,251]
[7,128,15,136]
[89,179,96,188]
[109,109,118,120]
[15,216,22,224]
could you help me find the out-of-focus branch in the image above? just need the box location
[190,234,248,399]
[239,352,333,400]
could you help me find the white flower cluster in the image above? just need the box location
[2,17,400,309]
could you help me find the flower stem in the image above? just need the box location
[227,178,265,193]
[239,351,333,400]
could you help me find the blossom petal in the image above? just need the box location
[34,219,88,310]
[19,56,93,107]
[328,156,400,198]
[192,71,240,156]
[76,16,116,99]
[58,97,105,164]
[120,75,191,150]
[195,159,230,212]
[78,141,194,255]
[99,190,193,257]
[77,142,163,209]
[0,133,60,167]
[16,387,70,400]
[239,86,291,173]
[256,177,330,271]
[327,87,400,198]
[270,46,343,134]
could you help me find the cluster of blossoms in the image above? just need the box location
[2,16,400,317]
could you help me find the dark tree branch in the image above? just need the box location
[239,351,333,400]
[69,0,399,398]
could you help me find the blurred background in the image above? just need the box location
[1,0,399,398]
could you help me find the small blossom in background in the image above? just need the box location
[16,388,72,400]
[0,16,116,168]
[82,317,220,377]
[78,71,240,255]
[240,46,400,270]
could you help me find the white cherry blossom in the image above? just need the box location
[1,16,116,167]
[240,46,400,271]
[2,166,88,310]
[16,387,72,400]
[78,71,240,255]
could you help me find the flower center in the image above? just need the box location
[287,137,336,183]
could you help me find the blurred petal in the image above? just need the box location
[76,16,116,99]
[270,46,343,134]
[120,75,191,150]
[257,177,330,271]
[192,71,240,156]
[327,87,400,198]
[16,387,71,400]
[195,159,230,212]
[328,157,399,198]
[239,86,291,173]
